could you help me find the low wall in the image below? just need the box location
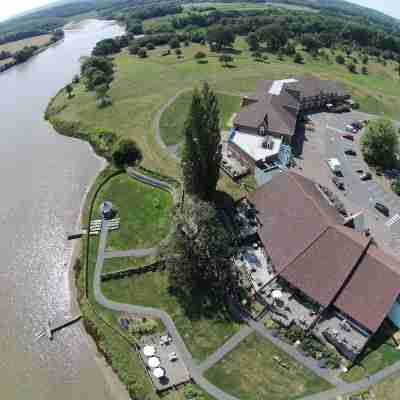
[101,261,165,281]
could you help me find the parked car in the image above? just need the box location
[342,134,354,141]
[351,121,363,130]
[327,103,351,113]
[375,202,390,216]
[360,172,372,181]
[345,125,357,133]
[332,176,345,190]
[344,149,357,156]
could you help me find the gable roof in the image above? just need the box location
[334,245,400,332]
[247,171,400,333]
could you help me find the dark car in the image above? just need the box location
[375,202,389,216]
[342,134,354,141]
[360,172,372,181]
[344,149,357,156]
[332,176,345,190]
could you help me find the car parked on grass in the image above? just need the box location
[360,172,372,181]
[342,134,354,141]
[344,149,357,156]
[375,202,390,216]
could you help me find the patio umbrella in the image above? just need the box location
[143,345,155,357]
[272,289,282,300]
[148,356,160,368]
[153,367,165,379]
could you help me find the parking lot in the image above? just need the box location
[294,110,400,258]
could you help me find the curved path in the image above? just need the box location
[92,174,400,400]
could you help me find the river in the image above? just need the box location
[0,20,125,399]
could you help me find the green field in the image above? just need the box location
[49,38,400,203]
[205,332,332,400]
[93,173,173,251]
[101,269,241,361]
[0,33,51,53]
[160,91,241,146]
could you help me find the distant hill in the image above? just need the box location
[266,0,399,27]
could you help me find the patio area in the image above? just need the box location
[260,279,321,329]
[136,333,190,392]
[221,141,250,179]
[235,244,275,291]
[314,312,370,361]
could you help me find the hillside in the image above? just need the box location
[266,0,400,28]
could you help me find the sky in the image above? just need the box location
[0,0,399,22]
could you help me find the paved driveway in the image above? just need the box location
[295,110,400,259]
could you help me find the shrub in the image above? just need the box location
[392,179,400,195]
[169,37,180,49]
[194,51,206,59]
[336,55,345,64]
[112,138,142,168]
[72,74,80,84]
[128,42,140,55]
[347,63,357,73]
[293,52,304,64]
[137,48,147,58]
[175,48,182,55]
[128,317,157,336]
[146,42,155,50]
[362,65,368,75]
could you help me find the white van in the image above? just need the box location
[327,158,341,173]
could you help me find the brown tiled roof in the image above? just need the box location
[334,245,400,332]
[287,75,347,99]
[247,171,400,333]
[280,225,370,307]
[247,172,343,273]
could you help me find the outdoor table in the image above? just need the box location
[148,356,161,368]
[153,367,165,379]
[143,345,156,357]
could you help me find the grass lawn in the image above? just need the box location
[205,332,333,400]
[93,173,173,251]
[101,270,241,361]
[341,320,400,382]
[367,372,400,400]
[48,37,400,202]
[0,34,52,53]
[102,255,156,273]
[160,90,241,146]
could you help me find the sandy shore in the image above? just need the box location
[66,154,131,400]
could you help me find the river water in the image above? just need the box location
[0,20,124,399]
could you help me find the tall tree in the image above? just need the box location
[181,83,222,200]
[162,198,238,293]
[361,119,399,168]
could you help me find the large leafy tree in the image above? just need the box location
[112,139,142,169]
[361,119,399,168]
[207,25,236,51]
[162,198,238,293]
[181,83,222,201]
[256,24,288,52]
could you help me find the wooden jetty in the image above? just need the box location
[35,314,83,342]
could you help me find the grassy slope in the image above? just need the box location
[0,33,52,52]
[101,270,241,361]
[51,38,400,183]
[102,255,156,273]
[93,173,173,251]
[160,91,241,146]
[205,332,332,400]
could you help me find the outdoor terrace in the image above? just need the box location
[235,244,275,292]
[314,312,370,361]
[136,333,190,392]
[260,280,321,329]
[221,141,250,179]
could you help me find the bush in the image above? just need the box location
[175,48,182,55]
[137,48,147,58]
[146,42,155,50]
[336,54,345,64]
[128,41,140,55]
[112,138,142,169]
[194,51,206,59]
[392,179,400,195]
[362,65,368,75]
[72,74,80,84]
[169,37,180,49]
[128,317,157,336]
[293,52,304,64]
[347,63,357,73]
